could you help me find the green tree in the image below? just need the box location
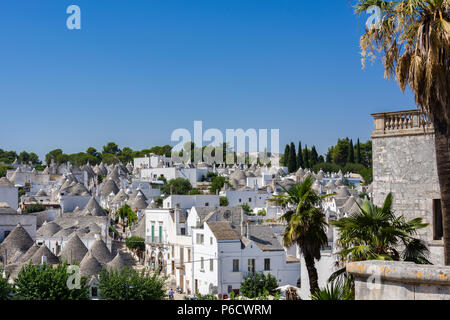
[14,262,89,300]
[161,178,192,195]
[283,144,290,167]
[355,0,449,264]
[102,142,120,156]
[355,139,361,164]
[310,146,319,167]
[288,142,297,173]
[0,266,13,300]
[45,149,64,165]
[303,145,310,169]
[98,267,166,300]
[268,176,328,295]
[297,141,304,169]
[125,236,145,255]
[239,272,278,299]
[241,203,252,214]
[209,176,226,194]
[220,197,229,206]
[331,138,350,167]
[331,193,430,266]
[116,204,135,232]
[347,139,354,164]
[25,204,46,214]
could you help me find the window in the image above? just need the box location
[201,257,204,270]
[205,202,209,206]
[227,285,233,294]
[196,233,204,244]
[181,228,186,235]
[210,259,214,271]
[232,259,239,272]
[434,199,443,240]
[239,199,242,203]
[248,259,255,273]
[210,237,213,245]
[264,258,270,271]
[151,225,155,242]
[159,225,163,243]
[187,249,191,262]
[91,287,98,297]
[248,198,251,202]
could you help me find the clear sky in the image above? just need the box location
[0,0,416,161]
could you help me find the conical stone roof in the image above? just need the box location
[37,221,61,237]
[80,251,103,276]
[0,224,34,263]
[31,244,59,265]
[59,233,88,264]
[89,239,113,265]
[106,251,133,272]
[82,197,106,216]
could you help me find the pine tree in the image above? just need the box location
[347,139,355,163]
[355,138,361,164]
[297,141,304,169]
[288,142,297,173]
[283,144,290,167]
[310,146,319,168]
[303,145,310,169]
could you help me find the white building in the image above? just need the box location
[0,203,37,242]
[0,177,18,210]
[191,220,300,297]
[163,195,220,210]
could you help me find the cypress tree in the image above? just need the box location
[310,146,319,167]
[348,139,355,163]
[303,145,310,169]
[283,144,290,167]
[288,142,297,173]
[355,138,361,164]
[297,141,304,169]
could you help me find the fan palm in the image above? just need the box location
[354,0,449,264]
[331,193,431,264]
[268,176,328,295]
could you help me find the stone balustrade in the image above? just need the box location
[371,109,434,138]
[347,260,450,300]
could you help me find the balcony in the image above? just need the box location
[371,109,434,138]
[146,236,163,245]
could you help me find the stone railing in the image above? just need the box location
[371,109,434,138]
[347,260,450,300]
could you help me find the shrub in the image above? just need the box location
[99,267,167,300]
[240,272,278,299]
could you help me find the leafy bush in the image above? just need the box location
[311,162,341,173]
[25,204,46,214]
[161,178,192,195]
[220,197,229,206]
[99,267,167,300]
[311,280,353,300]
[240,272,278,299]
[14,262,90,300]
[241,203,252,214]
[0,266,13,300]
[125,236,145,253]
[257,209,266,216]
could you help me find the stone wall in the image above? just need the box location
[372,110,443,265]
[347,260,450,300]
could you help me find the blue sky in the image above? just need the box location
[0,0,416,161]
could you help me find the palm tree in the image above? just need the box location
[354,0,449,264]
[269,176,328,295]
[331,193,431,265]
